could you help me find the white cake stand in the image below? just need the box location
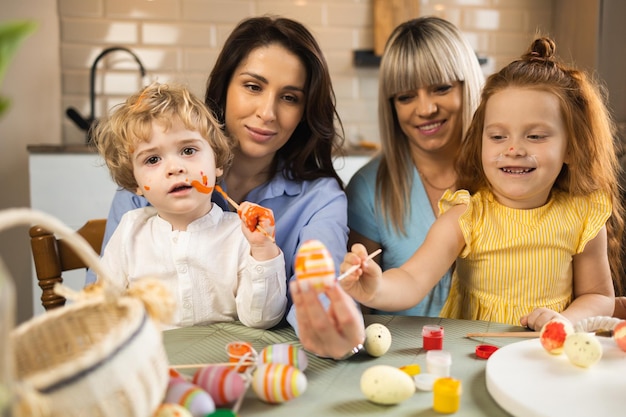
[486,336,626,417]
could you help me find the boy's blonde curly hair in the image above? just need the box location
[93,82,232,191]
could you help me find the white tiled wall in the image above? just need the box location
[58,0,554,145]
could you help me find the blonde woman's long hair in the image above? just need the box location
[377,16,484,234]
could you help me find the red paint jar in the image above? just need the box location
[422,324,444,350]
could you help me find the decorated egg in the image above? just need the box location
[614,320,626,352]
[360,365,415,405]
[294,239,335,289]
[563,332,603,368]
[165,379,215,417]
[539,318,574,354]
[192,365,246,406]
[364,323,392,357]
[259,343,309,371]
[251,363,307,403]
[153,403,193,417]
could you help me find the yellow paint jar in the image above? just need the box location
[433,377,462,414]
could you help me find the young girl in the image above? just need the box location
[93,82,287,329]
[340,37,624,331]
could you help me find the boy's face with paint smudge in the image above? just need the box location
[131,118,222,230]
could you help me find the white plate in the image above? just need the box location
[486,337,626,417]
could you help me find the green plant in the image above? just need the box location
[0,20,37,117]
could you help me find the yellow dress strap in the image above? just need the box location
[573,190,612,253]
[438,189,470,216]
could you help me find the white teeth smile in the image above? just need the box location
[419,122,442,131]
[501,168,534,174]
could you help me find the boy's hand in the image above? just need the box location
[238,202,278,259]
[238,202,275,235]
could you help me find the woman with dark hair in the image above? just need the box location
[93,16,365,359]
[206,16,364,358]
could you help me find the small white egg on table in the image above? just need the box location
[364,323,392,357]
[360,365,415,405]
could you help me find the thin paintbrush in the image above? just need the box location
[336,248,382,281]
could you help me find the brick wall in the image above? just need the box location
[58,0,554,145]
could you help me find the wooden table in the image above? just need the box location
[164,315,530,416]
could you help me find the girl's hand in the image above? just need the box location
[338,243,382,304]
[521,308,568,331]
[238,201,278,259]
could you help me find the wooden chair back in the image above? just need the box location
[29,218,106,310]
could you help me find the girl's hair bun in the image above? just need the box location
[524,37,557,63]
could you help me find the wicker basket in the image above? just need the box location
[0,208,170,417]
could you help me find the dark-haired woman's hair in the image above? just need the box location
[458,37,625,294]
[205,16,344,186]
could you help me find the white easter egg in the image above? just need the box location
[563,332,603,368]
[364,323,392,357]
[251,363,307,403]
[360,365,415,405]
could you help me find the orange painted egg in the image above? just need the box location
[165,379,215,417]
[260,343,309,371]
[539,318,574,354]
[294,239,335,289]
[192,365,246,407]
[251,363,307,403]
[614,320,626,352]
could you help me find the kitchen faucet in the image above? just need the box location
[66,46,146,143]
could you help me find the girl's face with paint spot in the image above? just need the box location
[481,87,568,210]
[132,118,222,230]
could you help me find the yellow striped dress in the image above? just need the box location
[438,188,611,325]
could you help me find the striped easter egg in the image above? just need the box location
[251,363,307,404]
[294,239,335,288]
[165,379,215,417]
[153,403,193,417]
[192,365,246,406]
[260,343,309,371]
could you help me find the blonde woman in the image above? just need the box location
[345,17,484,316]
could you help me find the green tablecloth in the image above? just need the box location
[164,315,529,416]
